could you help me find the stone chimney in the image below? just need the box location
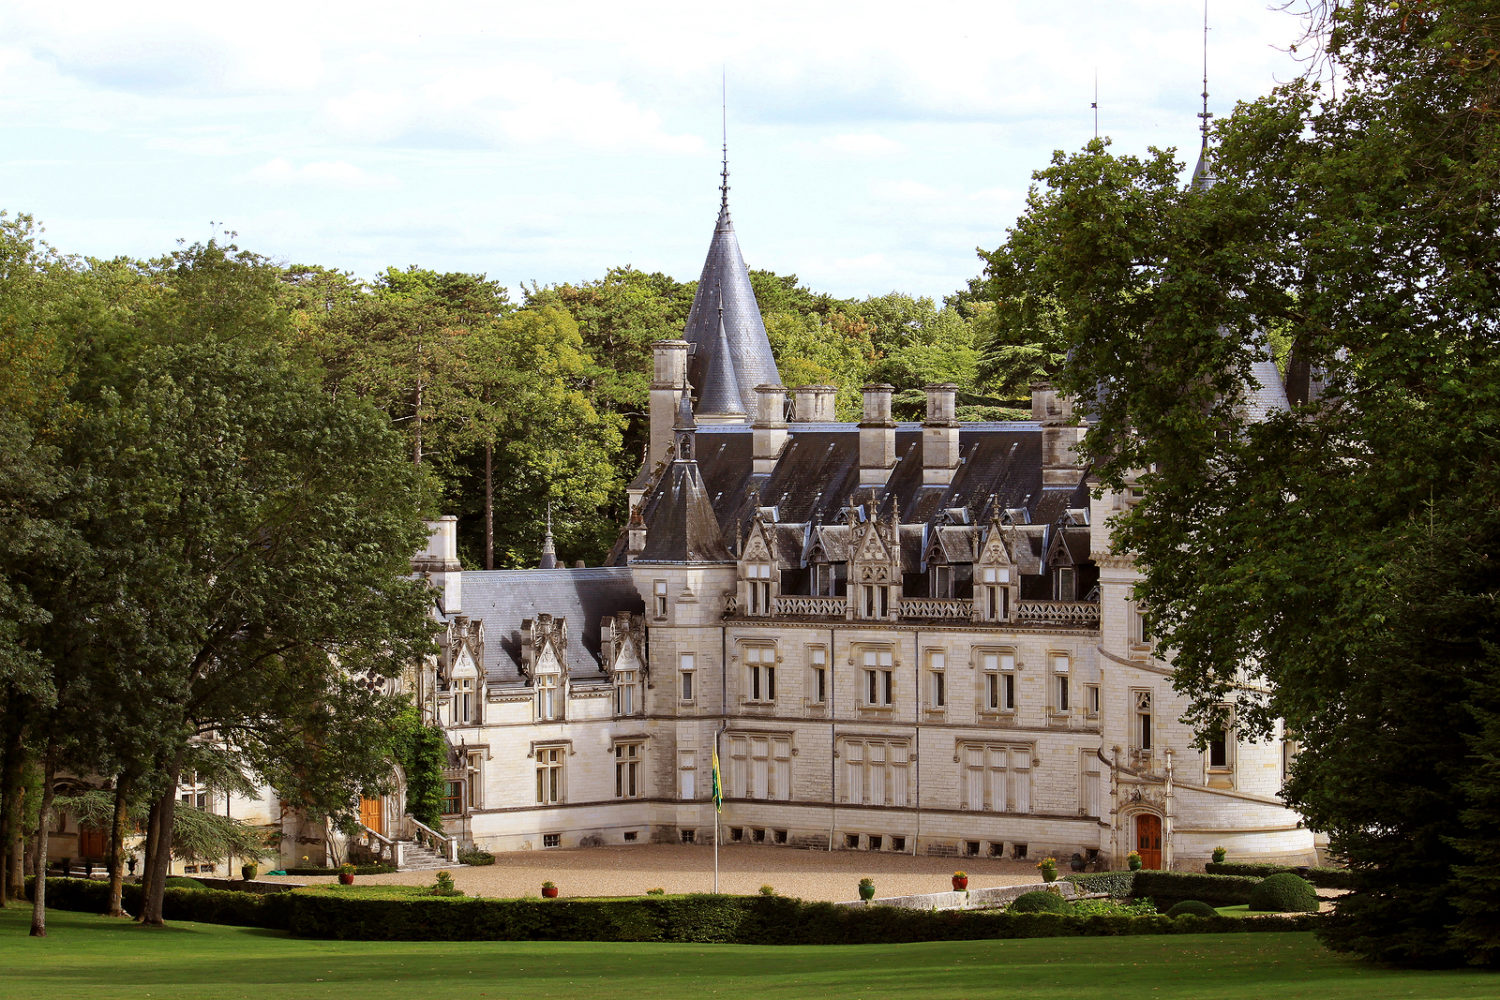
[922,383,960,486]
[413,515,462,615]
[1032,381,1086,486]
[626,505,647,563]
[649,340,690,469]
[791,384,838,423]
[752,384,789,474]
[859,383,897,485]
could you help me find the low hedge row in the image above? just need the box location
[282,864,397,876]
[1205,863,1354,890]
[28,877,1318,943]
[1132,871,1261,909]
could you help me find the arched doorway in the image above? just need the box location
[1134,813,1163,869]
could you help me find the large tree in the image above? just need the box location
[979,0,1499,966]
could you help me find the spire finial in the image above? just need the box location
[1092,68,1098,141]
[538,501,557,569]
[719,68,730,217]
[1198,0,1212,147]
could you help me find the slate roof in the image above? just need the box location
[460,568,644,682]
[636,456,733,563]
[682,200,779,413]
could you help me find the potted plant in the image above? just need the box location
[541,880,559,898]
[1211,846,1227,864]
[1127,850,1143,871]
[242,861,259,881]
[338,863,356,885]
[857,877,875,902]
[951,871,969,892]
[1037,857,1058,883]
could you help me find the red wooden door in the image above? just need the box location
[1135,814,1163,869]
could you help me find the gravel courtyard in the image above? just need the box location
[264,843,1050,902]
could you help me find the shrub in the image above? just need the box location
[458,849,495,866]
[1008,890,1070,914]
[1064,870,1136,899]
[646,888,666,896]
[1072,897,1158,917]
[1247,873,1319,914]
[759,885,776,896]
[284,864,396,876]
[1166,900,1218,918]
[164,877,208,890]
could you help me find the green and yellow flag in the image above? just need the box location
[711,746,723,813]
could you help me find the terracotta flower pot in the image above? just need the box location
[542,886,559,898]
[952,876,969,891]
[339,873,355,885]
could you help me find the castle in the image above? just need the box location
[398,162,1317,871]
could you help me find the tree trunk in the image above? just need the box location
[485,442,495,570]
[137,795,159,919]
[0,719,20,907]
[106,774,133,917]
[29,749,56,937]
[139,756,182,927]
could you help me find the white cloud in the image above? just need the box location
[822,133,906,157]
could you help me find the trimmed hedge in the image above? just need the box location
[458,849,495,867]
[283,864,397,876]
[1248,873,1319,914]
[1205,863,1355,890]
[1009,891,1070,914]
[1064,871,1136,899]
[29,876,1321,944]
[1131,871,1262,909]
[1166,900,1217,918]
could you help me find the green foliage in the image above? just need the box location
[1008,891,1069,914]
[283,864,396,876]
[1206,863,1355,890]
[1248,874,1319,915]
[1064,871,1137,899]
[386,708,446,830]
[1167,900,1218,919]
[457,848,495,867]
[164,877,209,890]
[169,804,271,864]
[1071,897,1158,917]
[1131,871,1260,910]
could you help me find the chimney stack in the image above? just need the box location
[1032,381,1086,485]
[791,384,838,423]
[413,515,462,614]
[649,340,690,469]
[922,383,960,486]
[859,383,897,485]
[752,384,789,474]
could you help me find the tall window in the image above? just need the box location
[653,579,668,618]
[679,652,695,703]
[930,564,953,598]
[813,562,837,596]
[1085,683,1100,718]
[926,650,946,710]
[535,670,561,721]
[452,676,475,725]
[614,742,643,798]
[1130,602,1152,646]
[678,750,696,799]
[1078,750,1102,817]
[745,645,776,702]
[1051,654,1071,714]
[841,737,909,806]
[809,646,827,705]
[727,734,791,800]
[1133,690,1153,754]
[862,648,894,707]
[1207,709,1234,772]
[861,584,888,619]
[747,563,773,614]
[959,742,1032,813]
[443,780,463,815]
[615,665,641,716]
[981,650,1016,712]
[1054,566,1076,601]
[535,746,564,804]
[178,772,209,810]
[980,567,1010,620]
[465,750,483,810]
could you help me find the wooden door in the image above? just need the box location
[359,797,383,835]
[78,826,107,860]
[1135,814,1162,869]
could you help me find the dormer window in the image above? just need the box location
[653,580,668,618]
[813,562,837,596]
[615,665,641,717]
[1054,566,1076,601]
[930,564,953,599]
[747,563,773,614]
[861,584,889,619]
[536,668,561,721]
[980,567,1010,620]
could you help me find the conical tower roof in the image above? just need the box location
[682,160,779,416]
[696,303,748,418]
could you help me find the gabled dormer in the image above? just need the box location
[520,613,568,722]
[804,524,848,597]
[739,508,780,615]
[443,617,483,726]
[974,516,1020,622]
[922,522,978,599]
[1044,520,1096,602]
[847,502,901,620]
[600,612,646,717]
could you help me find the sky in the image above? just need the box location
[0,1,1313,302]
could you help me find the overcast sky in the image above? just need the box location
[1,2,1312,301]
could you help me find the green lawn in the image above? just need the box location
[3,905,1493,1000]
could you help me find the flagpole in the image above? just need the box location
[712,729,724,894]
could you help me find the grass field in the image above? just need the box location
[3,905,1494,1000]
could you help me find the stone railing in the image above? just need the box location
[358,822,405,868]
[772,595,848,617]
[1015,600,1100,627]
[897,598,974,620]
[403,814,460,862]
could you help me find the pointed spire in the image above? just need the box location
[697,287,747,417]
[1192,0,1216,190]
[538,502,557,569]
[720,68,730,222]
